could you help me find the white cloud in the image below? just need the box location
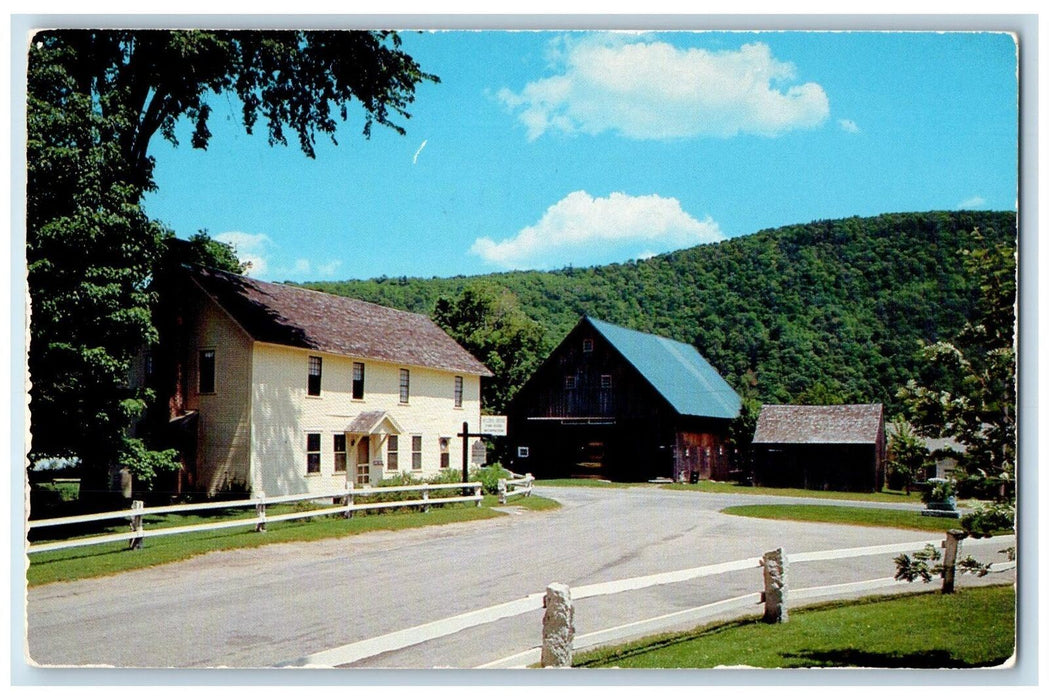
[214,231,273,277]
[499,36,829,140]
[958,196,988,209]
[470,190,723,269]
[838,118,860,133]
[212,232,341,280]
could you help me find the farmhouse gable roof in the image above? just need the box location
[752,404,884,445]
[189,266,492,377]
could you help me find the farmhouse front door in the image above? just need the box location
[356,436,371,486]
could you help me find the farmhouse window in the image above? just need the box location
[352,362,365,399]
[412,435,423,470]
[387,435,399,471]
[198,349,216,394]
[308,356,322,396]
[600,374,613,389]
[454,376,463,408]
[440,437,451,469]
[333,434,347,473]
[399,369,410,403]
[306,433,321,474]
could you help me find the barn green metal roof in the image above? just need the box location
[586,317,741,420]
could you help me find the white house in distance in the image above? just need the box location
[138,266,491,498]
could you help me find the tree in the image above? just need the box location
[898,231,1016,498]
[433,283,547,414]
[886,419,933,495]
[27,30,436,500]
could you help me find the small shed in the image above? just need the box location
[507,316,741,482]
[751,404,886,492]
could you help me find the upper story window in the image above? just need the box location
[198,349,216,394]
[564,376,576,390]
[600,374,613,389]
[352,362,365,400]
[582,338,594,353]
[306,433,321,474]
[308,356,322,396]
[399,369,410,403]
[454,376,464,408]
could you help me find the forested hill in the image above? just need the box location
[305,210,1016,413]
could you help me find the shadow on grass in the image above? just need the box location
[780,648,1009,669]
[573,619,757,668]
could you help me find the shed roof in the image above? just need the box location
[189,266,492,377]
[586,317,741,420]
[752,404,884,445]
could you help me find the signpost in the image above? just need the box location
[457,416,508,494]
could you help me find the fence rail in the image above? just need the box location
[27,481,484,555]
[279,532,1016,669]
[497,473,534,504]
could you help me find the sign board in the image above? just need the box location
[479,415,508,436]
[470,440,487,466]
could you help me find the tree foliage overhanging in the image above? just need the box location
[305,210,1017,417]
[26,29,437,497]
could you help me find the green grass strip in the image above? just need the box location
[720,504,960,532]
[663,481,922,503]
[27,495,559,587]
[574,585,1015,669]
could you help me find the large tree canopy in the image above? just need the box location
[27,30,436,499]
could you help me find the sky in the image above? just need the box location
[141,30,1019,283]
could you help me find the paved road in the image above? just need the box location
[25,486,1012,669]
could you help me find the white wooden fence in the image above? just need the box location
[278,532,1016,669]
[497,473,534,504]
[26,481,484,555]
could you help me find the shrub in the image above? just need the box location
[960,502,1015,538]
[471,463,512,495]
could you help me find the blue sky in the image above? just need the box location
[142,30,1019,282]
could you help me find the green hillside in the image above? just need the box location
[303,210,1016,413]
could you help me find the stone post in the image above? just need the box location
[762,547,788,623]
[128,500,144,550]
[941,529,968,594]
[422,486,430,513]
[475,484,483,507]
[498,478,508,505]
[526,474,534,497]
[254,492,267,533]
[344,482,355,519]
[541,583,574,668]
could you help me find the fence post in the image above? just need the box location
[941,529,968,593]
[498,478,507,505]
[526,473,534,497]
[475,483,483,507]
[344,482,355,519]
[128,500,144,550]
[422,486,430,513]
[254,492,267,533]
[761,547,788,623]
[541,582,574,668]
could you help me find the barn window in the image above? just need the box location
[564,376,576,389]
[454,376,464,408]
[600,374,613,389]
[333,434,347,473]
[307,356,322,396]
[387,435,399,471]
[399,369,411,403]
[518,446,530,458]
[352,362,365,399]
[198,349,216,394]
[582,338,594,353]
[306,433,321,474]
[411,435,423,470]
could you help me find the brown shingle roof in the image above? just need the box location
[189,267,492,376]
[752,404,884,445]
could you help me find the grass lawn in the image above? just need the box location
[573,585,1015,669]
[26,494,559,587]
[663,481,922,504]
[719,504,958,532]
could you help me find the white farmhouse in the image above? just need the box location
[138,266,491,498]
